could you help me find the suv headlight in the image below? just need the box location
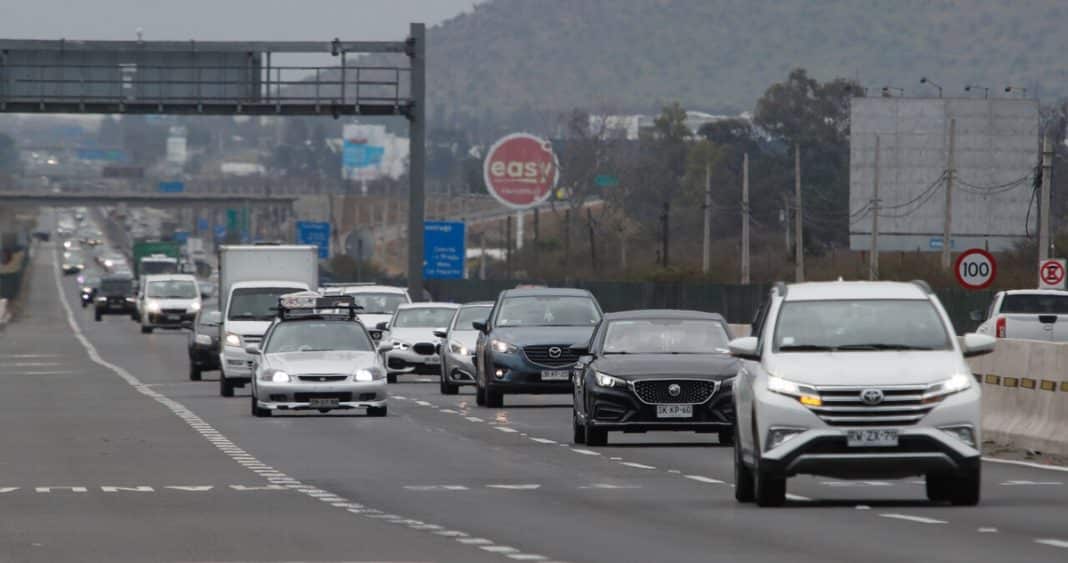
[932,373,972,394]
[390,340,410,351]
[595,371,624,388]
[260,369,290,383]
[767,375,822,406]
[225,332,242,347]
[449,340,469,356]
[490,339,518,355]
[146,300,161,314]
[189,302,202,312]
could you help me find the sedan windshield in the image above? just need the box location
[228,287,302,321]
[603,319,730,354]
[392,307,457,328]
[265,321,372,353]
[349,292,409,314]
[100,278,134,295]
[452,306,491,330]
[773,300,951,352]
[497,296,601,327]
[146,280,198,299]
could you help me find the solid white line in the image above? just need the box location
[458,538,494,545]
[1,370,75,375]
[11,362,62,367]
[978,527,999,533]
[570,449,601,456]
[480,546,519,553]
[880,513,947,525]
[507,554,549,561]
[1035,539,1068,549]
[983,456,1068,473]
[684,475,725,484]
[620,462,656,470]
[786,493,811,501]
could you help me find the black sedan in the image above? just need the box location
[572,310,738,446]
[187,310,222,381]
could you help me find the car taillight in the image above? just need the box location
[995,316,1006,338]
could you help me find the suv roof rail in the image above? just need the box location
[773,281,788,297]
[910,280,934,294]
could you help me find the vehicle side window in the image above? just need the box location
[986,294,1002,320]
[588,319,606,354]
[751,293,772,340]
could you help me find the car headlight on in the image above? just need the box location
[595,371,624,388]
[261,370,290,383]
[490,339,518,355]
[146,301,161,314]
[189,302,202,312]
[924,373,973,402]
[449,340,468,356]
[225,332,242,347]
[767,375,822,406]
[353,368,375,382]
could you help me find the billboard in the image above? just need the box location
[849,98,1038,252]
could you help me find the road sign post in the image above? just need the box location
[483,133,560,211]
[1038,259,1066,290]
[424,221,466,280]
[296,221,331,260]
[954,248,997,291]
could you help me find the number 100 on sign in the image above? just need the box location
[954,249,997,290]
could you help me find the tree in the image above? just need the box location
[635,103,690,267]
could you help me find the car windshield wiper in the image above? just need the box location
[778,344,836,352]
[836,343,936,351]
[603,351,631,355]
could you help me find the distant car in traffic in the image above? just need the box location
[975,289,1068,341]
[729,281,994,507]
[571,310,738,446]
[136,274,202,333]
[61,249,86,274]
[93,274,137,322]
[379,303,459,383]
[434,302,493,394]
[474,287,603,407]
[188,310,222,381]
[320,284,411,341]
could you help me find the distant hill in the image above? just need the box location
[424,0,1067,135]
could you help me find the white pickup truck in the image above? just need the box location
[976,290,1068,341]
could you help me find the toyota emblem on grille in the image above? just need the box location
[668,383,682,397]
[860,389,884,405]
[547,346,563,359]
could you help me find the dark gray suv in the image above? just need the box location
[474,288,602,408]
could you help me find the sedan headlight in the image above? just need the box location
[260,370,290,383]
[194,334,212,346]
[390,340,410,351]
[449,340,469,356]
[189,302,202,313]
[146,301,161,314]
[925,373,973,401]
[490,339,518,355]
[225,332,242,347]
[353,368,375,382]
[595,371,625,388]
[767,375,822,406]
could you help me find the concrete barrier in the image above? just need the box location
[968,338,1068,457]
[0,298,7,325]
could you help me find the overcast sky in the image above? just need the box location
[0,0,484,41]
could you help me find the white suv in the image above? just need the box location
[729,281,995,507]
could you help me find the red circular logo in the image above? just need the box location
[954,249,997,290]
[483,133,559,210]
[1040,260,1065,286]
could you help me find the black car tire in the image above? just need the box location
[440,376,459,395]
[718,430,735,446]
[250,394,271,417]
[130,312,138,321]
[94,311,102,322]
[754,464,787,507]
[948,466,981,506]
[734,427,756,503]
[189,363,202,382]
[572,411,586,445]
[484,386,503,408]
[220,375,235,397]
[367,406,388,417]
[386,374,397,384]
[141,325,153,334]
[585,423,607,447]
[475,381,486,406]
[925,474,951,503]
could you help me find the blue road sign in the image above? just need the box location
[213,225,227,241]
[159,181,184,193]
[928,237,958,251]
[342,142,385,169]
[424,221,466,280]
[174,231,189,244]
[296,221,331,259]
[196,217,209,232]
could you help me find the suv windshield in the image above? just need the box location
[265,321,372,353]
[392,307,457,328]
[452,306,491,331]
[604,319,729,354]
[1000,294,1068,314]
[773,299,951,352]
[349,292,409,314]
[100,278,134,295]
[146,280,198,299]
[228,287,302,321]
[497,296,601,327]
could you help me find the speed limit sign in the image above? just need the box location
[954,249,997,290]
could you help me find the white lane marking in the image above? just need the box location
[486,484,541,490]
[458,538,494,545]
[579,483,641,490]
[0,354,59,359]
[0,487,19,493]
[983,456,1068,473]
[392,395,407,400]
[507,554,548,561]
[609,457,623,461]
[495,427,518,433]
[465,416,484,422]
[667,469,681,474]
[34,487,88,493]
[481,546,519,554]
[855,505,871,510]
[11,362,62,367]
[978,527,999,533]
[404,485,470,491]
[101,486,154,492]
[529,437,556,444]
[880,513,947,525]
[786,493,811,501]
[619,462,656,470]
[570,449,600,456]
[434,530,469,537]
[1035,539,1068,549]
[416,400,432,406]
[1,370,75,375]
[822,480,893,487]
[1001,480,1063,486]
[684,475,725,485]
[440,409,459,414]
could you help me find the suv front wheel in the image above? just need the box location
[926,466,980,506]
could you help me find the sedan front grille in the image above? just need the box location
[162,308,186,315]
[294,392,353,402]
[632,379,717,405]
[522,345,580,367]
[297,375,348,382]
[808,385,934,426]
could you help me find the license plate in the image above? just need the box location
[424,355,440,365]
[657,404,693,418]
[847,429,899,447]
[541,370,570,381]
[166,315,181,321]
[309,398,340,408]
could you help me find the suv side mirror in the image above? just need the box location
[472,321,487,333]
[433,329,448,339]
[377,342,394,354]
[728,337,761,360]
[961,333,996,358]
[376,321,389,331]
[244,344,261,355]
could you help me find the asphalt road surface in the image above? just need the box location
[3,243,1068,562]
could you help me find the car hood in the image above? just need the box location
[764,351,967,387]
[490,326,595,347]
[388,327,442,345]
[593,354,739,380]
[225,320,272,337]
[264,351,379,375]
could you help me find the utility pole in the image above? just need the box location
[869,135,881,280]
[702,160,712,274]
[942,119,956,269]
[661,201,670,268]
[782,193,791,256]
[794,144,804,282]
[406,22,427,301]
[505,215,513,280]
[1040,135,1053,261]
[741,153,751,284]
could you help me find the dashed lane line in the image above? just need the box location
[1035,539,1068,549]
[684,475,725,485]
[619,462,656,470]
[879,514,948,525]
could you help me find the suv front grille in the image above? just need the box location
[809,385,934,426]
[523,345,580,367]
[632,379,717,405]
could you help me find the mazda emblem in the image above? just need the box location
[860,389,884,405]
[547,346,563,359]
[668,383,682,397]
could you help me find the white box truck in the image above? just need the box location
[217,244,319,397]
